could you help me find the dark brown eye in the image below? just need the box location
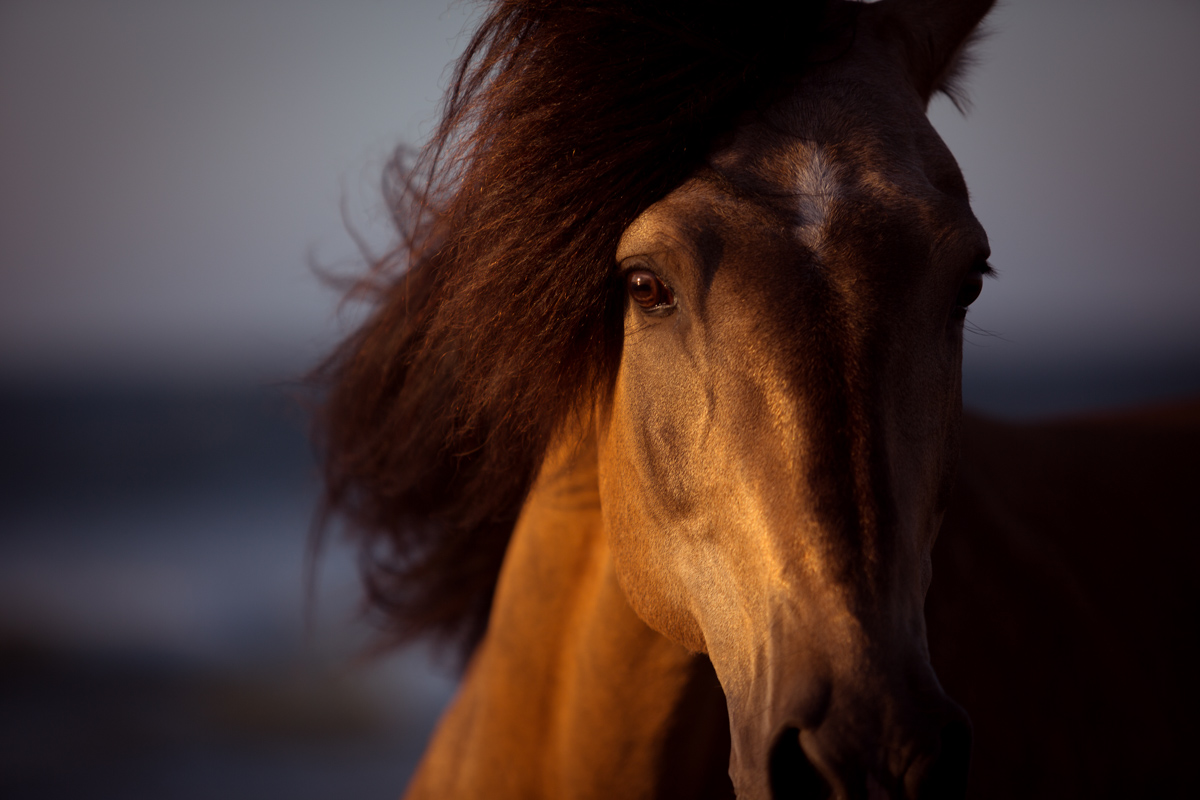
[627,269,675,310]
[955,273,983,310]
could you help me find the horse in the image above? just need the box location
[313,1,1200,797]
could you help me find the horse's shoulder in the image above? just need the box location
[950,399,1200,632]
[958,400,1200,534]
[927,401,1200,793]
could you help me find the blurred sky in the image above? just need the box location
[1,0,1198,381]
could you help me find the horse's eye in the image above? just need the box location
[955,273,983,310]
[627,270,675,310]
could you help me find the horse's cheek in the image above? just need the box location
[597,412,709,654]
[612,545,710,655]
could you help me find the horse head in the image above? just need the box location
[595,2,993,797]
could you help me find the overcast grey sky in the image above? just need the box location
[1,0,1198,382]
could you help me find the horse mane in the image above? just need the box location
[313,0,840,658]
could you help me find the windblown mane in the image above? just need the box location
[314,0,838,657]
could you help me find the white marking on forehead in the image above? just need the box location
[790,145,844,252]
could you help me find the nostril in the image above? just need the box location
[770,727,832,800]
[907,718,972,800]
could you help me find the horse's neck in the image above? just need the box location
[405,430,733,800]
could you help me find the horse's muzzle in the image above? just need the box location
[767,701,972,800]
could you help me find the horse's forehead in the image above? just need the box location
[621,135,964,268]
[719,84,965,216]
[620,70,974,263]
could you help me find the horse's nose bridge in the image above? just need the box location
[766,328,901,564]
[732,265,902,540]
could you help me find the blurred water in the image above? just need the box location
[1,355,1198,798]
[961,349,1200,420]
[0,379,456,800]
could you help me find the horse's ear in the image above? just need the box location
[872,0,996,106]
